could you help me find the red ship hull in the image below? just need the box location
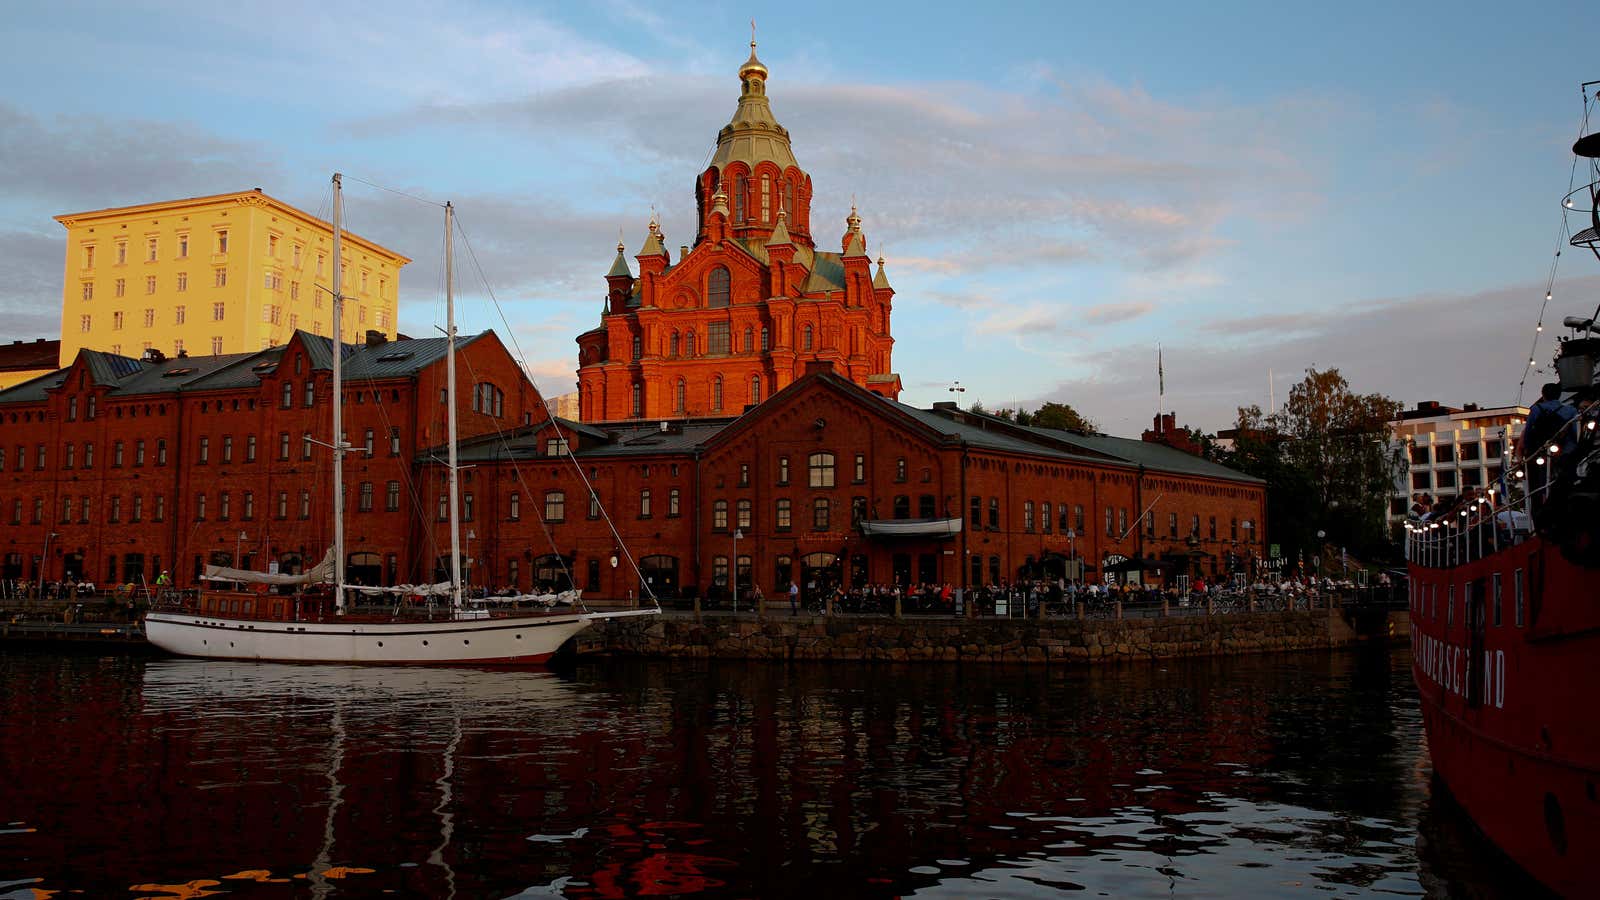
[1409,535,1600,897]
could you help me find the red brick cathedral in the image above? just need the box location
[577,41,900,422]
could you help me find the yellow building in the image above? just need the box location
[54,189,409,365]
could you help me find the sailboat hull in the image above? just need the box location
[142,610,637,665]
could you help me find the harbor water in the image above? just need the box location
[0,648,1546,898]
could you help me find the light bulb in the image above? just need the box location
[1566,199,1574,208]
[1588,420,1597,430]
[1547,292,1553,300]
[1536,457,1546,466]
[1537,325,1543,332]
[1550,445,1560,455]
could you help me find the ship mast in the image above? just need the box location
[445,201,463,612]
[331,173,347,616]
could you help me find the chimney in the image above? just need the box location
[365,329,387,348]
[804,359,834,376]
[931,401,957,411]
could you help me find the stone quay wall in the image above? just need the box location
[583,607,1369,665]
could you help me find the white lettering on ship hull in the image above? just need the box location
[1412,630,1505,708]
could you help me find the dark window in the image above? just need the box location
[812,498,830,531]
[989,498,999,529]
[708,267,730,308]
[919,495,937,519]
[893,495,910,519]
[708,321,730,355]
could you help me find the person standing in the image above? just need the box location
[788,580,800,616]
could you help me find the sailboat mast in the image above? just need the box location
[331,173,347,615]
[445,202,462,611]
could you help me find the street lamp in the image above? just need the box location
[236,530,248,570]
[948,381,966,395]
[732,528,743,612]
[465,529,475,588]
[38,532,57,598]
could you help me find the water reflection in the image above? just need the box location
[0,650,1548,897]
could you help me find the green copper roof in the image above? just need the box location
[765,211,793,247]
[607,242,633,278]
[709,48,799,174]
[873,257,892,290]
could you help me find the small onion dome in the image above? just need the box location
[846,204,862,234]
[740,40,768,81]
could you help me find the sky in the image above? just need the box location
[2,0,1597,436]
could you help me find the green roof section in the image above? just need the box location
[766,210,793,247]
[607,242,633,278]
[1024,425,1263,484]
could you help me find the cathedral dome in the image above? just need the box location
[709,39,798,173]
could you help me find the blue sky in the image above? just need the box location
[2,0,1596,434]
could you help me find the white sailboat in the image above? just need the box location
[144,174,657,664]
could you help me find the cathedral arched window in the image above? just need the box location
[708,267,730,308]
[631,335,642,360]
[785,181,796,219]
[674,378,686,413]
[760,326,770,351]
[803,324,813,351]
[734,175,747,221]
[685,330,696,356]
[712,375,723,412]
[744,326,754,353]
[669,331,680,357]
[631,382,643,418]
[761,175,772,222]
[750,374,762,405]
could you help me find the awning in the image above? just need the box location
[859,517,963,539]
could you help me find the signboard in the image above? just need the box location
[1269,543,1281,559]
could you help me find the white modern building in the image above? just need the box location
[1389,401,1527,520]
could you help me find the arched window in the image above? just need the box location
[744,326,754,352]
[712,375,723,412]
[750,374,762,404]
[631,382,643,418]
[808,452,835,488]
[785,180,795,219]
[685,331,696,355]
[708,267,730,308]
[803,324,813,350]
[669,331,680,357]
[631,335,642,360]
[734,175,747,221]
[674,378,686,413]
[760,326,770,351]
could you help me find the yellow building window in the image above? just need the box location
[113,311,124,330]
[147,238,157,261]
[212,302,225,321]
[80,315,91,332]
[216,230,228,254]
[143,309,154,328]
[212,337,223,355]
[214,268,226,288]
[175,306,186,325]
[177,234,189,258]
[81,282,93,301]
[268,234,279,256]
[83,245,95,268]
[145,276,156,294]
[176,272,187,292]
[116,241,127,265]
[114,278,125,298]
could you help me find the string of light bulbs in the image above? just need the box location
[1516,87,1594,405]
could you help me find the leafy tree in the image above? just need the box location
[1220,369,1405,564]
[1030,401,1097,433]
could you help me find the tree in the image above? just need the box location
[1030,401,1097,433]
[1220,369,1405,565]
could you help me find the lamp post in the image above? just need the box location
[236,530,247,570]
[38,532,57,599]
[465,529,475,589]
[732,528,743,613]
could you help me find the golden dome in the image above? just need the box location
[740,40,768,80]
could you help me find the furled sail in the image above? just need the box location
[202,547,335,586]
